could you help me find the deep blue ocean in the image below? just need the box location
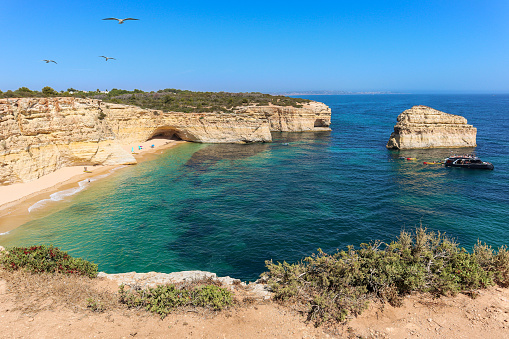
[1,94,508,281]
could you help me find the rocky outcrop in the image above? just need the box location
[235,101,332,132]
[386,105,477,149]
[97,270,241,288]
[97,270,272,299]
[0,97,331,184]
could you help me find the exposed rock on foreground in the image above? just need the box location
[98,270,272,300]
[0,97,331,185]
[386,105,477,149]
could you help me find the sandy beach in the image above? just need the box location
[0,139,186,234]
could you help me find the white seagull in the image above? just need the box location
[99,56,116,61]
[102,18,139,24]
[42,59,57,64]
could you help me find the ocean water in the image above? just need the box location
[1,94,508,281]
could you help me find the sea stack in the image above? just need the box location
[386,105,477,149]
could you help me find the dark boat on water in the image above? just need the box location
[444,155,494,170]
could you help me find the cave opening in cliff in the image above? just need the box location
[148,127,183,142]
[314,119,327,127]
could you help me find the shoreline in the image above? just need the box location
[0,139,187,235]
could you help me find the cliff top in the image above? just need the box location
[0,88,312,114]
[396,105,469,125]
[1,264,508,338]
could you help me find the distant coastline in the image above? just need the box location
[274,90,407,96]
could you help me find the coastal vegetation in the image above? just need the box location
[0,87,311,113]
[0,245,233,317]
[119,279,233,318]
[0,245,98,278]
[262,227,509,326]
[1,228,508,326]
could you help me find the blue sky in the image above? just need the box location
[1,0,508,93]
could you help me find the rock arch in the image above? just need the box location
[147,126,185,141]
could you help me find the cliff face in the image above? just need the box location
[234,101,332,132]
[386,105,477,149]
[0,97,331,184]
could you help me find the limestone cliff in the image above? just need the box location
[386,105,477,149]
[0,97,331,185]
[234,101,332,132]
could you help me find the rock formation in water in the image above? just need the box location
[0,97,331,185]
[386,105,477,149]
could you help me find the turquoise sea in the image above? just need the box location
[1,94,508,281]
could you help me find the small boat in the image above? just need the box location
[423,161,442,165]
[444,155,494,170]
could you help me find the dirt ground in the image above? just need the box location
[0,271,508,339]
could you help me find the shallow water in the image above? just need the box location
[1,94,508,281]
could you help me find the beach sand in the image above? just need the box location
[0,139,186,234]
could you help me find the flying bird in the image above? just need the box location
[42,59,57,64]
[102,18,139,24]
[99,56,116,61]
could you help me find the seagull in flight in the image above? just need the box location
[99,56,116,61]
[102,18,139,24]
[42,59,57,64]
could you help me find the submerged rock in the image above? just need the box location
[386,105,477,149]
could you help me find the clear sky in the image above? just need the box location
[1,0,508,93]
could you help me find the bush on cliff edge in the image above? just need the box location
[262,227,509,327]
[0,245,98,278]
[119,282,233,319]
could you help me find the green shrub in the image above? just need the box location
[193,284,233,309]
[42,86,57,97]
[0,245,98,278]
[95,89,311,113]
[86,297,106,312]
[0,87,312,112]
[119,282,232,319]
[262,227,505,327]
[474,241,509,287]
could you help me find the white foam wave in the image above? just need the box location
[0,231,10,236]
[28,180,90,213]
[27,167,121,213]
[110,165,127,172]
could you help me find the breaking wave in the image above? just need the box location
[27,166,126,213]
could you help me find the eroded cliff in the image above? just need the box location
[386,105,476,149]
[0,97,331,184]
